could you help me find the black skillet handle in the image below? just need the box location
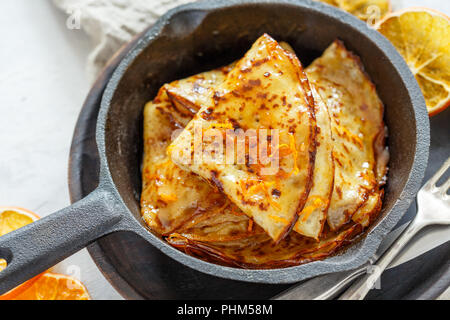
[0,187,125,294]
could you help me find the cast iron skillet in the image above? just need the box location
[0,0,429,294]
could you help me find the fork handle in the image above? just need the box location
[338,219,426,300]
[273,264,368,300]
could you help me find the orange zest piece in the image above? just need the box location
[167,233,183,240]
[159,193,178,203]
[241,179,281,211]
[278,144,293,157]
[268,215,289,225]
[269,134,299,176]
[268,198,282,211]
[267,143,292,159]
[299,197,327,222]
[247,219,254,233]
[230,206,245,216]
[300,205,316,223]
[289,134,300,176]
[336,125,364,149]
[166,144,175,156]
[205,122,234,130]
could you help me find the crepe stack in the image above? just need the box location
[141,34,388,268]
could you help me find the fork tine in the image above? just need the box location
[424,157,450,189]
[439,176,450,196]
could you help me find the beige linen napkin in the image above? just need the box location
[53,0,195,77]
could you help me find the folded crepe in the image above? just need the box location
[293,86,334,239]
[168,34,317,242]
[166,40,334,241]
[306,40,388,230]
[141,89,259,242]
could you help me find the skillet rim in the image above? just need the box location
[96,0,430,284]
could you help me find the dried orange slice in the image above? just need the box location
[5,273,90,300]
[318,0,391,22]
[0,207,42,299]
[0,207,91,300]
[0,207,40,236]
[0,259,6,269]
[376,8,450,116]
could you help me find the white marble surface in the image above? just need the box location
[0,0,121,300]
[0,0,448,300]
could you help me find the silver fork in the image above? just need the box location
[340,157,450,300]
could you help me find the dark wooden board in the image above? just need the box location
[68,33,450,300]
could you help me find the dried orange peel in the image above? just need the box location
[0,207,90,300]
[375,8,450,116]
